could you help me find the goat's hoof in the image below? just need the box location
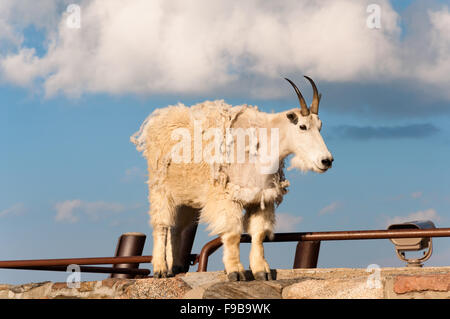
[227,271,246,282]
[254,272,268,281]
[153,271,168,278]
[254,271,273,281]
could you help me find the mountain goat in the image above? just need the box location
[131,76,333,281]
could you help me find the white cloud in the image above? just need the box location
[385,208,441,227]
[54,199,82,223]
[0,0,448,100]
[400,5,450,99]
[54,199,125,223]
[275,213,303,232]
[0,0,69,31]
[318,201,342,215]
[0,0,70,52]
[82,201,125,221]
[0,48,44,86]
[0,203,26,218]
[413,7,450,90]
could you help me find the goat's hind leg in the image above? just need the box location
[152,225,170,278]
[149,190,176,278]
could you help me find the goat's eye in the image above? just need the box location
[299,125,307,130]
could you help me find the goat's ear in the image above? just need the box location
[286,112,298,125]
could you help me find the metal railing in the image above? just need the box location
[0,228,198,279]
[196,227,450,271]
[1,226,450,278]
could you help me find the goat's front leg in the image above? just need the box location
[244,203,275,281]
[221,232,246,281]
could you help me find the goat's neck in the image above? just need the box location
[268,110,294,161]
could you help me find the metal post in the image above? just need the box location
[110,232,147,279]
[178,222,198,273]
[293,240,320,268]
[197,237,222,272]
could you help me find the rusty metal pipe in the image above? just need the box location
[271,228,450,241]
[11,265,150,276]
[0,255,152,269]
[2,228,450,274]
[197,237,222,272]
[197,228,450,272]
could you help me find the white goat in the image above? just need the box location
[131,76,333,281]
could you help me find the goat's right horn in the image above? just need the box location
[304,75,320,114]
[284,78,310,116]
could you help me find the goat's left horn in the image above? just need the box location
[304,76,320,114]
[284,78,310,116]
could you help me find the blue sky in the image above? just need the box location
[1,0,449,284]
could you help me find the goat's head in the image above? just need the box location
[283,76,333,173]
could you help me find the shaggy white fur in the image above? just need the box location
[131,99,332,280]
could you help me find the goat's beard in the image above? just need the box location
[287,155,310,173]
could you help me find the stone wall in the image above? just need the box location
[1,267,449,299]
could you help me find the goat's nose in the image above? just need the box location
[321,157,333,168]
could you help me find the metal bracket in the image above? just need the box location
[396,239,433,268]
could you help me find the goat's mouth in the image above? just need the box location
[314,164,329,173]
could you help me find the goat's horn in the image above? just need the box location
[284,78,309,116]
[304,75,320,114]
